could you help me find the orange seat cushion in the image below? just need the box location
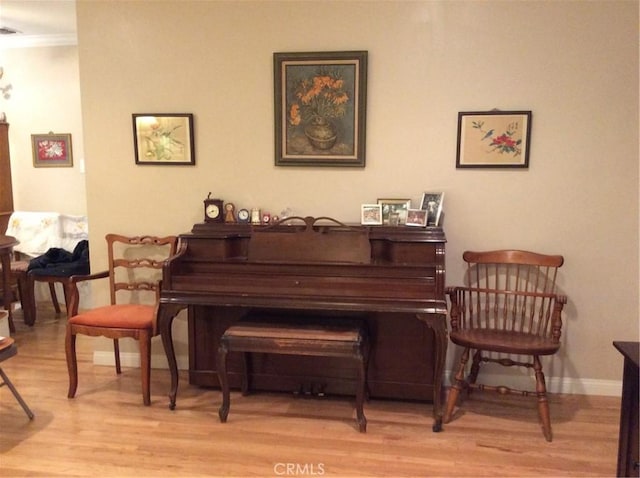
[68,304,155,329]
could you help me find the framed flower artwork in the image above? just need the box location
[274,51,368,167]
[31,133,73,167]
[456,110,532,168]
[132,113,195,165]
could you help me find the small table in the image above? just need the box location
[0,235,18,333]
[613,341,639,477]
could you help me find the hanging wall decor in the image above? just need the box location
[31,132,73,167]
[456,110,532,168]
[274,51,367,167]
[132,113,195,165]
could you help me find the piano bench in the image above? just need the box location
[217,316,370,432]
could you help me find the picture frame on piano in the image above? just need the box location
[360,204,382,225]
[377,198,411,226]
[421,192,444,226]
[406,209,427,227]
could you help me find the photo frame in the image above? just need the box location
[31,133,73,167]
[274,51,367,167]
[133,113,195,165]
[361,204,382,225]
[456,110,531,168]
[421,192,444,226]
[406,209,427,227]
[377,198,411,226]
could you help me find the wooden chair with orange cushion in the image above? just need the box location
[64,234,177,406]
[443,250,566,441]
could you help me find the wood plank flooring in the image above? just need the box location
[0,306,621,477]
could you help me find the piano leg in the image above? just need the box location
[157,303,187,410]
[417,312,448,432]
[217,342,230,423]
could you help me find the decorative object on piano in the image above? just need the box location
[31,132,73,168]
[421,192,444,226]
[274,51,368,167]
[360,204,382,225]
[203,194,224,223]
[377,198,411,226]
[250,208,261,225]
[224,203,236,223]
[237,208,250,223]
[261,212,271,224]
[132,113,195,165]
[406,209,427,227]
[456,110,531,168]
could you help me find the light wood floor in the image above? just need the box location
[0,306,621,477]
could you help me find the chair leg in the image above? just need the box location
[0,367,34,419]
[217,344,230,423]
[49,283,61,314]
[533,355,553,442]
[443,347,470,423]
[139,331,151,406]
[467,349,482,396]
[15,270,35,327]
[62,281,74,320]
[113,338,121,374]
[65,325,78,399]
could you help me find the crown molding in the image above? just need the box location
[0,33,77,49]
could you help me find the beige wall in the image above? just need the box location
[7,0,640,394]
[2,46,87,216]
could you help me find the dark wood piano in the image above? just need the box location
[157,216,448,431]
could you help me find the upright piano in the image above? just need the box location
[157,216,448,431]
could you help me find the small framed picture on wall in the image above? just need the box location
[31,133,73,167]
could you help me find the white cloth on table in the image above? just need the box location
[5,211,90,305]
[6,211,89,257]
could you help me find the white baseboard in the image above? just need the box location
[94,352,623,398]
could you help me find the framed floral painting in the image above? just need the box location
[31,133,73,167]
[274,51,367,167]
[456,110,531,168]
[132,113,195,165]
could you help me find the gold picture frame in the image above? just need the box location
[31,133,73,168]
[377,198,411,225]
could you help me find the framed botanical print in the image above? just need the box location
[132,113,195,165]
[456,110,531,168]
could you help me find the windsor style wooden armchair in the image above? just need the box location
[443,250,566,441]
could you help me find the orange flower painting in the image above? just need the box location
[275,51,367,167]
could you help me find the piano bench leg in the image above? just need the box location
[240,351,250,396]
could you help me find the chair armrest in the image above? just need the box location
[66,270,109,317]
[70,270,109,284]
